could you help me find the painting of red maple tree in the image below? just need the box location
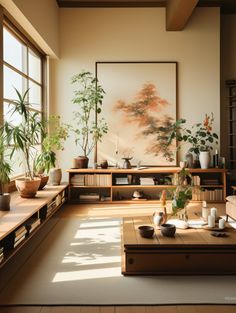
[96,62,177,166]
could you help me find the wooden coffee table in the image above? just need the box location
[122,216,236,275]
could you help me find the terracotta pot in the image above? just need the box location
[15,178,41,198]
[0,193,11,211]
[76,156,89,168]
[38,175,49,190]
[48,168,62,186]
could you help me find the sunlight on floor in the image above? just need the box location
[62,254,120,265]
[52,266,121,282]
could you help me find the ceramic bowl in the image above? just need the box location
[138,225,154,238]
[160,223,176,237]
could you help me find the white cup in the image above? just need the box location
[210,207,217,221]
[219,218,225,229]
[208,215,215,228]
[202,207,209,221]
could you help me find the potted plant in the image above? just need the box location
[5,88,43,198]
[171,167,194,221]
[71,70,108,168]
[159,113,218,168]
[35,115,69,186]
[0,127,12,210]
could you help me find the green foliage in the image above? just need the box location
[0,127,12,195]
[3,88,43,180]
[171,167,194,215]
[70,71,108,157]
[160,113,218,158]
[35,115,69,174]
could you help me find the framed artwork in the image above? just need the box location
[95,61,178,167]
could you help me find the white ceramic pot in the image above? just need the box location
[199,151,211,169]
[48,168,62,186]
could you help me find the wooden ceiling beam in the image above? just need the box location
[166,0,199,31]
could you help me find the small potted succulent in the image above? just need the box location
[70,70,108,168]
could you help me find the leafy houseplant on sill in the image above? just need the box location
[158,113,218,168]
[0,127,12,210]
[70,71,108,168]
[4,88,43,198]
[35,115,69,187]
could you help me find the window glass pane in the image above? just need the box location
[29,81,42,111]
[4,65,27,100]
[29,49,41,82]
[3,102,22,126]
[5,148,24,178]
[3,27,27,73]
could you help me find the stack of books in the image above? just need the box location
[25,218,41,234]
[14,226,27,248]
[115,177,129,185]
[201,178,220,185]
[47,199,57,217]
[71,175,85,186]
[0,247,4,264]
[192,175,201,186]
[79,193,100,202]
[192,188,223,201]
[140,177,154,185]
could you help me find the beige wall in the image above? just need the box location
[50,7,220,172]
[0,0,59,57]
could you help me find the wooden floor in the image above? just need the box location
[1,201,235,313]
[0,305,236,312]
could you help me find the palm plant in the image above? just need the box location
[4,88,43,180]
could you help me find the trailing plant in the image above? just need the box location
[35,115,69,174]
[71,70,108,157]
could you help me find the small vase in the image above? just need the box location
[199,151,211,169]
[0,193,11,211]
[48,168,62,186]
[100,160,108,169]
[122,157,132,169]
[185,152,193,168]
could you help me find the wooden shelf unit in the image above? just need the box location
[227,84,236,171]
[0,184,68,268]
[67,167,227,204]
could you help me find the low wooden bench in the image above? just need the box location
[0,184,68,268]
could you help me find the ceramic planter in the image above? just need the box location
[48,168,62,186]
[77,156,89,168]
[0,193,10,211]
[38,175,49,190]
[199,151,211,169]
[15,178,41,198]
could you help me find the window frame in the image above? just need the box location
[0,10,47,180]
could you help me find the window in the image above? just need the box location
[3,22,44,177]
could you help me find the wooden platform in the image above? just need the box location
[122,216,236,275]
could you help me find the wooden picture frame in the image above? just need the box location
[95,61,178,167]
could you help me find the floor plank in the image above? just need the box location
[40,306,81,313]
